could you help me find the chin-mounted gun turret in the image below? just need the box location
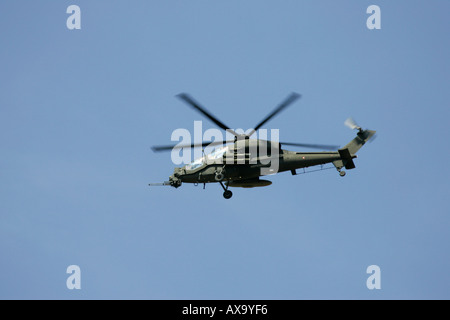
[148,167,184,188]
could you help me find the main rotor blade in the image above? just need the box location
[280,142,340,150]
[248,92,301,136]
[151,140,234,152]
[176,93,239,136]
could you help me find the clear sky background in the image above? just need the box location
[1,1,449,299]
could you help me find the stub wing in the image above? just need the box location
[228,178,272,188]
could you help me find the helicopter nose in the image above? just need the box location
[173,167,185,178]
[168,175,182,188]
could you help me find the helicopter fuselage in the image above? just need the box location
[168,142,354,188]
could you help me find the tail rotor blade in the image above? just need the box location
[344,117,361,131]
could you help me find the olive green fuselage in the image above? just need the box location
[173,150,342,184]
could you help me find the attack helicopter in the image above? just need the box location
[150,92,376,199]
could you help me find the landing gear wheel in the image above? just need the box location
[223,190,233,199]
[339,170,346,177]
[215,172,224,181]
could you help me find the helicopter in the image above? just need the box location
[149,92,376,199]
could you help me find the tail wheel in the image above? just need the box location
[223,190,233,199]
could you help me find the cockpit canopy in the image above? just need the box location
[185,145,229,171]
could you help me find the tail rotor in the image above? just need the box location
[344,117,377,149]
[344,117,362,132]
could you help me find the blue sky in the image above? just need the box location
[1,1,449,299]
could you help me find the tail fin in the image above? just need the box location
[333,129,376,171]
[343,129,376,155]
